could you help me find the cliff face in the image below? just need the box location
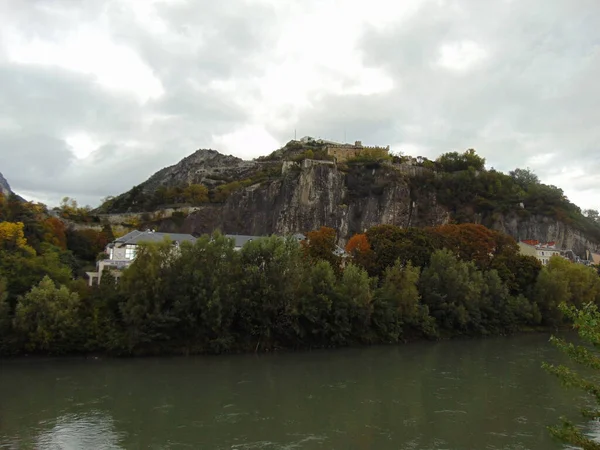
[0,172,11,197]
[160,159,450,243]
[98,147,600,256]
[492,213,600,256]
[153,160,600,255]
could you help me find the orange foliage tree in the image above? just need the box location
[43,217,67,250]
[302,226,341,269]
[430,223,499,268]
[345,233,374,272]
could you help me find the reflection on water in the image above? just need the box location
[36,412,123,450]
[1,411,123,450]
[0,333,594,449]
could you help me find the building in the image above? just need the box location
[86,230,197,286]
[225,234,262,250]
[518,240,562,265]
[297,136,390,163]
[325,141,390,163]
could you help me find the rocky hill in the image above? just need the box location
[95,142,600,256]
[0,172,12,197]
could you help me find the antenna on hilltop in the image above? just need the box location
[294,129,296,140]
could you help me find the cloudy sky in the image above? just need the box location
[0,0,599,210]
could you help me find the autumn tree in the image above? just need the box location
[302,227,341,269]
[0,222,35,255]
[43,217,67,249]
[366,225,439,277]
[345,233,374,272]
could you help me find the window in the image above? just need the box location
[125,245,137,260]
[109,248,113,259]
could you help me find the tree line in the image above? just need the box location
[2,212,600,356]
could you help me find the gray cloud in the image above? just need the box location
[0,0,599,211]
[287,0,600,208]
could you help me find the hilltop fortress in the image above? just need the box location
[299,136,390,163]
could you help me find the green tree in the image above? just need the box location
[296,260,337,346]
[238,235,305,349]
[335,264,375,344]
[0,278,11,353]
[168,233,241,353]
[509,167,540,187]
[419,249,486,336]
[543,303,600,449]
[13,276,81,353]
[119,239,180,353]
[374,260,433,341]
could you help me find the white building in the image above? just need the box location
[86,230,196,286]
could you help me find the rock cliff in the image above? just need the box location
[0,172,11,197]
[98,146,600,257]
[157,159,449,241]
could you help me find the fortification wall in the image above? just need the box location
[325,143,390,163]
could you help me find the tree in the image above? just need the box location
[13,276,81,353]
[419,249,486,335]
[0,278,11,352]
[374,260,434,341]
[119,240,180,352]
[183,184,209,205]
[43,217,67,249]
[334,264,374,344]
[436,149,485,172]
[509,167,540,187]
[238,235,305,349]
[345,233,374,272]
[584,209,600,223]
[168,233,241,353]
[297,260,337,346]
[543,303,600,449]
[0,221,35,255]
[302,227,341,270]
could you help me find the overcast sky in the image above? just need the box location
[0,0,599,210]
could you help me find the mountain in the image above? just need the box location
[0,172,13,197]
[96,142,600,256]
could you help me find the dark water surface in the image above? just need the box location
[0,333,594,449]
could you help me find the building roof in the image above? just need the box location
[225,234,264,248]
[114,230,197,246]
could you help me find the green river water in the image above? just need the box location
[0,332,596,449]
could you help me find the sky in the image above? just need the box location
[0,0,599,210]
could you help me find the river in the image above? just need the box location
[0,332,595,449]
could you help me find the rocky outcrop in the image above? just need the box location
[491,213,600,255]
[142,149,262,191]
[156,160,450,244]
[0,172,11,197]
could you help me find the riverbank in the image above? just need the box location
[1,324,572,360]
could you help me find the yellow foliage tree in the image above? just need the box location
[0,222,35,255]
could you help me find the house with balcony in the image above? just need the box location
[86,230,197,286]
[518,240,563,265]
